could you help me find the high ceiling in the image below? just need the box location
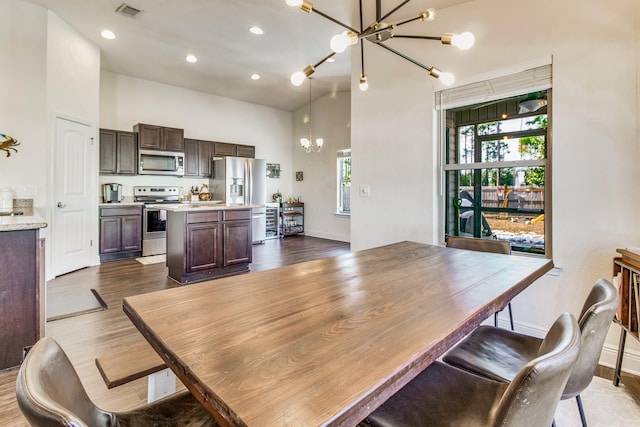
[24,0,471,111]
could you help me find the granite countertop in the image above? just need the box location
[99,197,144,207]
[148,203,264,212]
[0,208,48,232]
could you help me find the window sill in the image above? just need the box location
[335,212,351,218]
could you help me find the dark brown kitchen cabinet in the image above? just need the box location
[99,129,137,175]
[99,205,142,262]
[184,139,214,177]
[235,144,255,158]
[186,220,222,272]
[213,142,236,156]
[134,123,184,152]
[222,210,252,265]
[0,229,42,370]
[167,208,252,284]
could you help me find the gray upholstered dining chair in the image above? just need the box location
[362,312,580,427]
[16,336,218,427]
[443,278,619,427]
[446,235,515,330]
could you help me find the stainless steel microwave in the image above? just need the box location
[138,149,184,176]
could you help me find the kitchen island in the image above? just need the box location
[0,207,47,369]
[150,203,256,284]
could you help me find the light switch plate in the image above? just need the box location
[359,184,370,197]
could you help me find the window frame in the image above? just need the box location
[440,90,552,257]
[337,149,351,216]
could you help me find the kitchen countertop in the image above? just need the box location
[0,208,48,232]
[99,197,144,207]
[147,203,263,212]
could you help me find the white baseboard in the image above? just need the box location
[304,230,350,243]
[495,316,640,377]
[600,342,640,377]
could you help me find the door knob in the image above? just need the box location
[57,202,66,208]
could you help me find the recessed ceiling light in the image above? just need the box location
[251,74,261,80]
[101,30,116,40]
[249,26,264,35]
[186,54,198,63]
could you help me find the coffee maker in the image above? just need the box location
[103,183,123,203]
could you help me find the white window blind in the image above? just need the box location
[435,64,552,110]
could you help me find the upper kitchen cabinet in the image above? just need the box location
[213,142,235,157]
[99,129,137,175]
[212,142,255,158]
[236,144,255,158]
[184,139,214,177]
[134,123,185,152]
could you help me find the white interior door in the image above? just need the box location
[52,117,97,276]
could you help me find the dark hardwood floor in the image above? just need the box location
[0,236,350,426]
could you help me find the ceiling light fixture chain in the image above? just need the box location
[300,77,323,153]
[286,0,474,90]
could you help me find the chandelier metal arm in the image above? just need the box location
[378,0,412,24]
[393,34,442,41]
[393,14,425,28]
[359,0,364,32]
[314,52,337,68]
[311,7,359,33]
[377,42,432,73]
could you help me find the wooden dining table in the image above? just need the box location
[123,241,553,427]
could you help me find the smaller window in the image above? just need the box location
[337,149,351,215]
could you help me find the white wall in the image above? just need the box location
[0,0,48,206]
[292,91,351,242]
[351,0,640,371]
[99,72,293,201]
[1,1,101,280]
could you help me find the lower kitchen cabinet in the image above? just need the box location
[99,205,142,262]
[0,229,43,370]
[167,208,252,284]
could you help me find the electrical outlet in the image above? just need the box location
[359,184,370,197]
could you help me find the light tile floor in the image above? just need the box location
[555,376,640,426]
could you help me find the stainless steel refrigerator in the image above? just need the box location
[211,156,267,244]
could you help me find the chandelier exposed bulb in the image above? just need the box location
[359,75,368,91]
[420,8,436,22]
[439,72,455,86]
[290,64,316,86]
[286,0,302,6]
[450,32,475,50]
[291,71,307,86]
[330,31,358,53]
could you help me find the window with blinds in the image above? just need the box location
[437,65,552,256]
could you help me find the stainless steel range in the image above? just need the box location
[134,186,180,256]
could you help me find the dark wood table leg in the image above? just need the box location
[613,327,627,387]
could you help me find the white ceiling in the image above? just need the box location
[24,0,471,111]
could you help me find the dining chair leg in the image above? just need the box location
[576,395,587,427]
[507,302,514,330]
[494,304,515,330]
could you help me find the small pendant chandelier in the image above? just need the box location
[300,77,323,153]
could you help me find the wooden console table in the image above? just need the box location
[612,249,640,386]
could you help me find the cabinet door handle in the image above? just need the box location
[57,202,66,208]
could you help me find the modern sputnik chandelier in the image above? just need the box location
[286,0,475,90]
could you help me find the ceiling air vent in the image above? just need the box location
[115,3,142,17]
